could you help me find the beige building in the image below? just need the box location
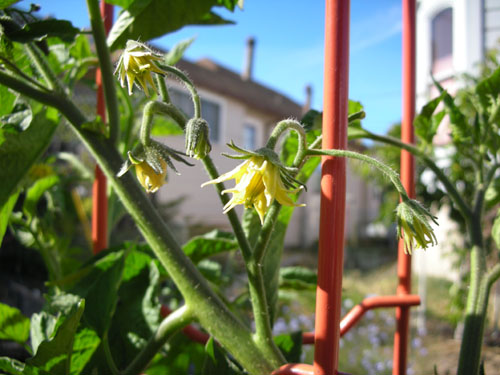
[156,40,381,248]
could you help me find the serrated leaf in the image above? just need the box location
[27,299,85,375]
[0,85,17,118]
[70,251,125,336]
[0,102,32,132]
[107,0,235,50]
[4,20,79,43]
[414,91,445,144]
[0,356,50,375]
[30,311,57,354]
[182,230,237,263]
[0,191,18,247]
[0,109,58,209]
[106,249,161,370]
[164,37,195,65]
[69,328,100,375]
[476,66,500,111]
[274,331,302,363]
[0,302,30,344]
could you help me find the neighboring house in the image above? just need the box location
[156,39,381,247]
[414,0,500,280]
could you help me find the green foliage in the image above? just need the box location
[274,331,302,363]
[1,20,80,43]
[0,107,59,208]
[0,302,30,344]
[202,336,240,374]
[107,0,238,50]
[182,230,238,263]
[279,266,317,291]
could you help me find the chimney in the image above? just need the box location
[242,37,255,81]
[302,84,312,114]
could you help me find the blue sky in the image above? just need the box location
[25,0,403,135]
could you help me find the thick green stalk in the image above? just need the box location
[86,0,120,144]
[155,74,171,103]
[122,306,193,375]
[0,72,281,375]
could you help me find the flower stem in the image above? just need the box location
[307,148,411,201]
[122,305,193,375]
[139,100,188,146]
[86,0,120,144]
[155,74,171,103]
[159,64,201,118]
[357,130,472,218]
[266,120,307,163]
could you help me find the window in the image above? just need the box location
[169,88,221,142]
[243,124,256,150]
[431,8,453,72]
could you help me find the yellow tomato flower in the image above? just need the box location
[115,40,164,96]
[396,200,438,254]
[134,159,167,193]
[202,156,304,224]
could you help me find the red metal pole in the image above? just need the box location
[393,0,416,373]
[313,0,350,374]
[92,1,113,254]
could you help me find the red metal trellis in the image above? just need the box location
[92,1,113,254]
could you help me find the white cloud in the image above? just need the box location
[351,3,402,53]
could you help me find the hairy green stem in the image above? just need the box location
[0,72,281,374]
[86,0,120,144]
[307,148,410,200]
[140,101,188,146]
[122,305,193,375]
[357,131,472,218]
[159,64,201,118]
[155,74,171,103]
[201,157,284,364]
[266,120,307,162]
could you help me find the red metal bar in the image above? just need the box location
[340,295,420,337]
[393,0,416,374]
[313,0,350,374]
[92,1,113,253]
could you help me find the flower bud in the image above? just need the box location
[185,118,212,159]
[114,40,164,96]
[396,199,438,254]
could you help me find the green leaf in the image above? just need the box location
[0,101,32,132]
[70,251,125,336]
[182,230,238,263]
[274,331,302,363]
[0,0,20,9]
[27,299,85,375]
[348,100,365,128]
[164,37,195,65]
[0,109,58,209]
[279,266,317,291]
[493,210,500,250]
[414,91,445,144]
[0,191,18,247]
[30,312,57,355]
[107,0,235,50]
[476,66,500,111]
[0,85,17,118]
[105,249,161,370]
[4,20,80,43]
[432,77,470,142]
[0,357,51,375]
[0,302,30,344]
[69,328,100,375]
[104,0,136,8]
[202,336,237,375]
[23,175,59,220]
